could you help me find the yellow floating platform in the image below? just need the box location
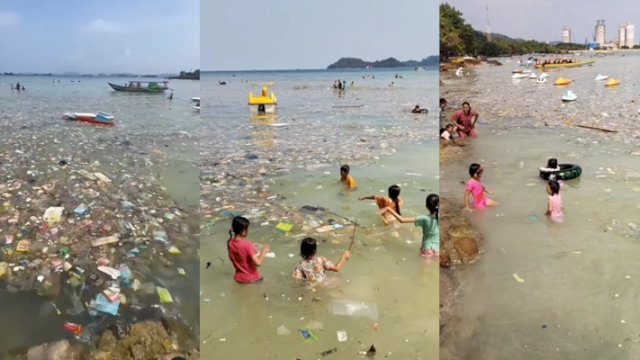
[249,86,277,105]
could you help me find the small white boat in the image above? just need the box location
[455,67,463,77]
[536,77,547,84]
[528,72,538,79]
[594,74,609,81]
[63,112,115,126]
[190,97,200,102]
[512,73,529,79]
[539,72,550,79]
[522,69,533,74]
[561,90,577,102]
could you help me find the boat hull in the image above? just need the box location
[64,112,115,126]
[249,104,276,114]
[108,82,167,93]
[535,60,595,69]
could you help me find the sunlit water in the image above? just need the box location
[0,76,200,353]
[200,68,439,358]
[440,126,640,359]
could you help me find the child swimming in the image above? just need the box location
[227,216,270,283]
[339,164,356,190]
[359,185,404,225]
[292,237,350,283]
[387,194,439,258]
[540,158,560,172]
[546,179,563,222]
[464,163,498,210]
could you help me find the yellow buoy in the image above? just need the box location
[605,78,620,87]
[554,77,574,86]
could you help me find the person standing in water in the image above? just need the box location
[464,163,498,211]
[339,164,356,191]
[227,216,270,283]
[387,194,439,258]
[359,185,403,225]
[546,179,563,222]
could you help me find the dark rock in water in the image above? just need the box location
[245,154,258,160]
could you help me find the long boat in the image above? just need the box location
[534,60,595,69]
[108,81,169,93]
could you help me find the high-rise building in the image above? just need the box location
[619,24,627,47]
[561,26,571,43]
[626,23,635,48]
[595,20,606,46]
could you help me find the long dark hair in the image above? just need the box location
[228,216,250,244]
[548,180,560,195]
[388,185,401,215]
[300,237,317,260]
[469,163,483,178]
[426,194,439,220]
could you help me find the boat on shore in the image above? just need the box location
[63,112,115,126]
[535,60,595,69]
[248,85,277,114]
[561,90,577,102]
[108,81,169,93]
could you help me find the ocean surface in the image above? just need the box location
[200,68,440,358]
[441,53,640,359]
[0,75,200,353]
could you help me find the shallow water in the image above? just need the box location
[441,127,640,359]
[0,76,200,353]
[201,142,439,358]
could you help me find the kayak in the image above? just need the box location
[535,60,595,69]
[605,79,620,87]
[554,77,574,86]
[594,74,608,81]
[63,112,115,126]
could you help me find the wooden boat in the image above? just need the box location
[554,77,574,86]
[248,85,277,114]
[108,81,168,93]
[535,60,595,69]
[64,112,115,126]
[605,79,620,87]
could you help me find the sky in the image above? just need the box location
[203,0,439,71]
[0,0,199,74]
[445,0,640,45]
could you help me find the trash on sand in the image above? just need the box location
[16,240,31,253]
[337,330,347,342]
[157,286,174,303]
[321,347,338,356]
[63,322,83,335]
[277,325,291,335]
[89,294,119,316]
[43,207,64,224]
[298,328,318,343]
[275,222,293,232]
[512,273,525,283]
[97,266,121,280]
[91,235,119,247]
[330,299,379,320]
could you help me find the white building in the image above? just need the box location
[619,24,626,47]
[626,23,635,48]
[561,26,571,43]
[595,20,606,46]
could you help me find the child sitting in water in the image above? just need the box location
[339,164,356,190]
[387,194,439,258]
[540,158,560,172]
[227,216,270,283]
[440,124,455,142]
[546,179,563,222]
[359,185,404,225]
[292,237,350,283]
[464,163,499,210]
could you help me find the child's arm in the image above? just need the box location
[251,244,270,266]
[464,189,472,210]
[546,197,551,216]
[358,195,374,200]
[387,208,416,224]
[326,251,351,272]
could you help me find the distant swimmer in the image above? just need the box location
[411,105,428,114]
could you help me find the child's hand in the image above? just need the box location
[545,210,551,216]
[358,197,365,201]
[343,251,351,260]
[262,244,271,253]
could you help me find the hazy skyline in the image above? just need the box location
[203,0,439,71]
[0,0,199,74]
[446,0,640,45]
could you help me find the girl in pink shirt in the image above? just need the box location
[464,163,498,210]
[546,180,563,222]
[227,216,270,283]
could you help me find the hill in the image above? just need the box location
[327,56,439,69]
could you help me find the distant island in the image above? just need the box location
[327,56,439,69]
[168,69,200,80]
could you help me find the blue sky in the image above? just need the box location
[446,0,640,45]
[202,0,439,71]
[0,0,199,74]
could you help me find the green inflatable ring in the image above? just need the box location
[539,163,582,181]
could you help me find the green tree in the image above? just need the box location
[440,3,474,58]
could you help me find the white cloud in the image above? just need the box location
[0,11,19,27]
[84,19,124,34]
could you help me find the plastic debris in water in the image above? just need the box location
[275,222,293,232]
[513,273,525,283]
[298,328,318,343]
[336,330,347,342]
[321,347,337,356]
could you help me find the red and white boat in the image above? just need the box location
[63,112,115,126]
